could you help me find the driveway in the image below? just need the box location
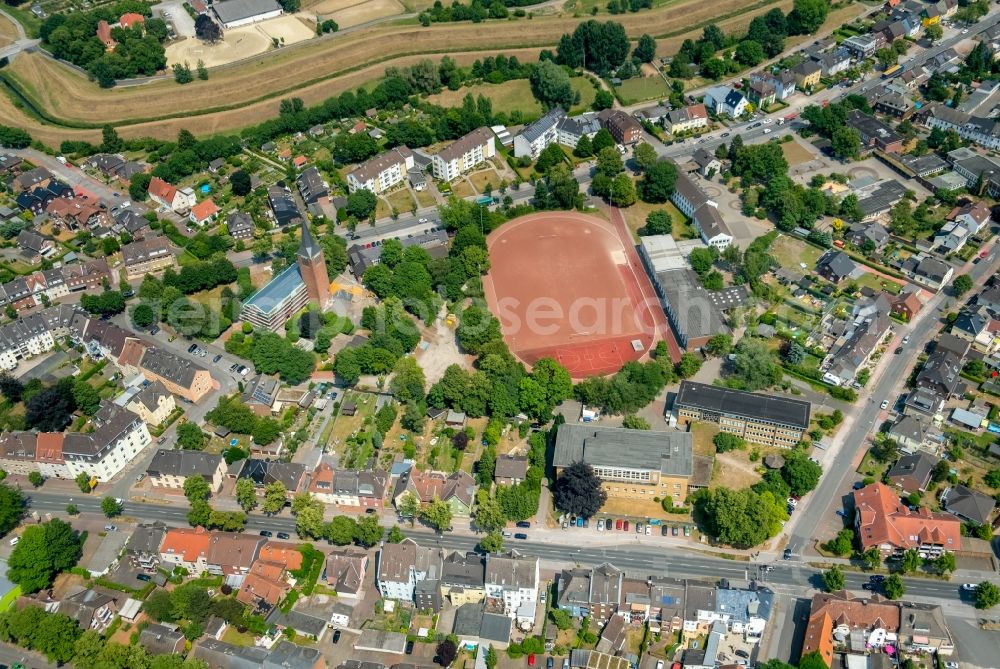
[155,0,196,38]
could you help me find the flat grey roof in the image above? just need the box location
[213,0,281,23]
[553,423,693,476]
[676,380,811,429]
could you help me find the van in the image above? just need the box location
[501,530,513,538]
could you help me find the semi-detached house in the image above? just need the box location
[431,127,495,182]
[347,147,414,194]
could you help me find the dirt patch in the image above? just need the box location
[779,138,815,166]
[167,32,272,68]
[317,0,405,26]
[713,451,762,489]
[414,313,476,385]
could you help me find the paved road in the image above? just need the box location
[22,492,995,606]
[785,247,1000,557]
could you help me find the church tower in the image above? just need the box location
[297,219,330,307]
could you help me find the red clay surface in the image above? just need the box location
[483,211,671,378]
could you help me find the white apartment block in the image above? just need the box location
[347,147,414,194]
[485,552,539,618]
[62,403,152,482]
[376,540,442,602]
[513,109,564,159]
[431,128,496,182]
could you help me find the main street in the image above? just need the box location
[22,492,989,606]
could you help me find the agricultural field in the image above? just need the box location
[0,12,18,48]
[0,0,829,140]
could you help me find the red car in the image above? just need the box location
[528,655,536,667]
[623,520,630,532]
[615,519,622,531]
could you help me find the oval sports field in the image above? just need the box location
[482,211,668,378]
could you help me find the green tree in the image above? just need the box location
[781,453,822,496]
[354,515,384,547]
[731,337,781,390]
[862,547,881,571]
[346,189,378,220]
[387,525,406,543]
[261,481,288,515]
[7,519,82,593]
[639,209,672,236]
[553,462,606,518]
[633,34,656,62]
[27,471,43,488]
[826,528,855,556]
[704,333,732,357]
[822,565,845,591]
[398,492,420,524]
[676,352,702,378]
[421,498,454,532]
[101,496,122,517]
[883,573,905,599]
[713,432,745,453]
[183,475,211,504]
[622,414,650,430]
[798,653,829,669]
[177,422,206,450]
[131,303,157,328]
[640,160,678,203]
[479,531,505,554]
[952,274,973,296]
[75,471,93,493]
[933,551,956,574]
[474,492,507,533]
[975,581,1000,609]
[831,126,860,160]
[530,59,575,109]
[235,478,258,512]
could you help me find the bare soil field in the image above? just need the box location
[0,13,17,48]
[0,0,867,142]
[308,0,406,27]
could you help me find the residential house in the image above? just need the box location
[268,185,303,227]
[237,545,301,611]
[815,47,851,77]
[205,532,266,585]
[10,166,52,193]
[886,452,939,493]
[664,104,708,134]
[901,254,953,292]
[675,380,811,448]
[238,459,308,495]
[553,423,693,505]
[376,539,443,601]
[146,449,226,492]
[935,201,990,253]
[891,286,923,321]
[138,346,214,404]
[392,469,476,517]
[308,462,388,509]
[816,251,859,284]
[440,551,486,606]
[485,551,539,621]
[887,414,941,453]
[597,110,643,145]
[325,546,368,598]
[242,374,280,415]
[494,455,529,486]
[872,90,914,119]
[160,526,212,572]
[691,148,721,178]
[226,211,255,241]
[556,563,623,621]
[746,80,775,108]
[793,60,822,88]
[140,624,186,655]
[61,588,119,632]
[914,347,963,405]
[124,380,176,426]
[148,177,196,213]
[431,127,496,182]
[46,197,110,231]
[634,104,670,125]
[703,86,748,117]
[189,199,220,226]
[941,484,995,525]
[296,166,330,207]
[125,522,167,571]
[513,108,563,159]
[853,481,961,556]
[822,294,891,387]
[751,69,797,101]
[845,222,889,251]
[121,237,177,279]
[842,33,886,59]
[16,230,55,262]
[58,402,151,483]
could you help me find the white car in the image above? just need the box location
[763,118,773,124]
[763,128,772,134]
[961,583,978,591]
[880,400,889,410]
[645,524,652,535]
[944,662,960,669]
[962,28,969,34]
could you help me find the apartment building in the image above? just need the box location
[376,539,444,601]
[485,551,539,622]
[121,237,178,279]
[431,127,496,182]
[159,527,211,572]
[61,402,152,482]
[664,104,709,135]
[513,108,563,159]
[553,423,693,503]
[598,109,643,144]
[123,380,176,426]
[146,449,226,492]
[346,147,414,194]
[675,381,811,448]
[853,481,961,556]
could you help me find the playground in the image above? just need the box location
[483,212,657,378]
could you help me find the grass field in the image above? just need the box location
[386,187,415,214]
[771,234,823,270]
[0,0,868,144]
[0,0,806,137]
[619,200,693,242]
[414,188,436,208]
[780,139,815,166]
[468,168,501,193]
[855,269,903,295]
[428,79,544,117]
[0,12,18,48]
[613,75,670,104]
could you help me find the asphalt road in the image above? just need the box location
[23,492,990,606]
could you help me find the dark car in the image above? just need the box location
[150,326,159,335]
[735,650,750,659]
[187,344,198,353]
[853,481,865,490]
[405,641,414,655]
[213,354,223,363]
[895,346,903,354]
[332,630,341,644]
[516,521,531,528]
[870,574,885,582]
[259,530,273,537]
[547,658,555,669]
[137,573,152,582]
[861,582,875,591]
[277,532,290,540]
[514,533,528,540]
[783,548,792,560]
[366,508,377,514]
[661,524,669,536]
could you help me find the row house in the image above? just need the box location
[485,550,539,624]
[206,532,266,587]
[296,166,330,209]
[431,127,496,182]
[124,380,176,426]
[376,538,444,601]
[347,147,414,194]
[325,546,368,599]
[83,153,147,183]
[392,468,476,517]
[900,254,953,292]
[923,104,1000,151]
[664,104,709,135]
[841,32,886,59]
[16,180,74,216]
[10,166,53,193]
[121,236,178,279]
[160,527,212,572]
[934,201,990,253]
[308,462,388,509]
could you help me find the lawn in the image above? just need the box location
[689,421,717,457]
[712,450,762,489]
[451,179,476,199]
[0,585,20,612]
[854,270,903,295]
[780,140,815,166]
[771,234,823,271]
[375,197,392,220]
[414,188,436,208]
[428,80,544,118]
[222,627,257,646]
[468,169,501,193]
[619,200,693,243]
[612,75,670,104]
[386,187,415,215]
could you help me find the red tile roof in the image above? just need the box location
[258,542,303,571]
[161,527,210,564]
[190,199,219,222]
[96,20,116,48]
[119,12,145,28]
[148,177,177,204]
[35,433,64,464]
[853,482,962,551]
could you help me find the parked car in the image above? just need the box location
[213,354,222,363]
[735,650,750,659]
[597,519,605,531]
[332,630,341,644]
[547,658,554,669]
[405,641,414,655]
[683,525,690,537]
[516,521,531,528]
[623,520,630,532]
[783,548,792,560]
[870,575,885,583]
[187,344,198,353]
[514,533,528,540]
[259,530,273,537]
[277,532,290,540]
[836,510,848,518]
[137,573,152,582]
[661,524,669,536]
[528,655,536,667]
[635,522,643,533]
[615,519,622,530]
[656,662,664,669]
[645,524,652,535]
[672,525,679,536]
[149,326,159,335]
[104,525,117,531]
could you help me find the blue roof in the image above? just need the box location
[714,587,774,624]
[242,264,304,315]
